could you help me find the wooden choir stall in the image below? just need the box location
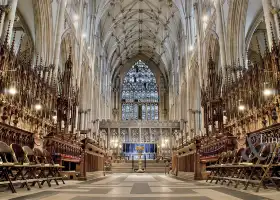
[80,137,105,180]
[196,34,280,192]
[0,24,106,194]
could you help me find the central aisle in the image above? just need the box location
[5,174,280,200]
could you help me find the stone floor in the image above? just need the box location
[0,174,280,200]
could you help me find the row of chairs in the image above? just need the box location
[0,141,65,193]
[206,143,280,192]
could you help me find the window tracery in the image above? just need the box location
[121,60,159,120]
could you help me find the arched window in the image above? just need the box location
[121,60,159,120]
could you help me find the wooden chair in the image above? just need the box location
[207,152,228,183]
[0,141,17,193]
[32,148,52,187]
[270,143,280,189]
[206,153,224,182]
[244,143,279,192]
[42,149,65,185]
[0,142,31,193]
[11,144,42,189]
[231,145,260,189]
[214,151,233,184]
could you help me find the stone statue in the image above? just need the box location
[271,108,278,123]
[262,116,267,128]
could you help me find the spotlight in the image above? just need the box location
[73,14,79,21]
[35,104,42,111]
[34,100,42,111]
[189,45,194,51]
[82,33,87,38]
[263,88,273,96]
[238,105,245,111]
[202,15,208,22]
[7,87,17,95]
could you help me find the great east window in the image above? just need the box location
[121,60,159,120]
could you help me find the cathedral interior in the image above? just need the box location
[1,0,280,199]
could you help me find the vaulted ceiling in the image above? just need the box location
[96,0,184,74]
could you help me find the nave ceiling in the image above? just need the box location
[95,0,185,77]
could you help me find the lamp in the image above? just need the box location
[238,99,245,111]
[202,15,208,22]
[73,14,79,21]
[263,88,273,96]
[34,99,42,111]
[7,86,17,95]
[52,111,57,122]
[189,45,194,51]
[238,105,245,111]
[263,82,274,96]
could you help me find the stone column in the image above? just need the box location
[98,55,103,118]
[272,0,280,39]
[53,0,67,77]
[215,0,227,82]
[89,15,94,47]
[1,0,18,44]
[128,128,131,142]
[87,109,91,131]
[193,2,202,85]
[84,110,88,130]
[160,128,163,155]
[0,2,8,37]
[90,36,97,130]
[80,111,85,130]
[262,0,276,49]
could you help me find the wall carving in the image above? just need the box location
[100,120,180,128]
[100,120,180,157]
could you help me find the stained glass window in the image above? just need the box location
[121,60,159,120]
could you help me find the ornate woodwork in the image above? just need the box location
[199,53,237,163]
[80,138,105,179]
[201,53,224,137]
[43,50,82,169]
[0,122,34,148]
[0,25,56,146]
[221,31,280,146]
[56,50,79,135]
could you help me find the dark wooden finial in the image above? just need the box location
[40,57,43,67]
[256,36,262,59]
[35,54,39,67]
[246,51,250,67]
[10,30,16,54]
[263,31,269,54]
[278,13,280,41]
[4,20,11,47]
[270,22,276,48]
[68,46,72,61]
[242,54,246,68]
[17,34,23,55]
[208,48,213,62]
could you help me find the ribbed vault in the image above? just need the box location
[95,0,184,77]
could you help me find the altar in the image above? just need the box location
[122,143,157,160]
